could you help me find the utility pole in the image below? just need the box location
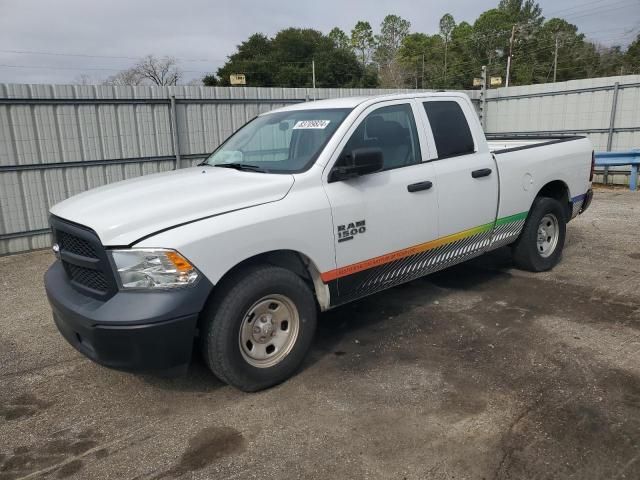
[553,36,559,83]
[422,53,425,89]
[480,65,487,129]
[506,25,516,87]
[312,59,316,100]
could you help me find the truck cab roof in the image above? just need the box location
[268,91,472,114]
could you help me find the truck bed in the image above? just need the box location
[486,135,585,154]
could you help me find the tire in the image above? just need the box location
[200,264,317,392]
[511,196,567,272]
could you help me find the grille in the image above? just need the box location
[66,263,110,292]
[57,230,97,258]
[51,216,115,298]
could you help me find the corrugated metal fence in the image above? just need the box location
[2,77,639,255]
[484,75,640,185]
[0,84,479,255]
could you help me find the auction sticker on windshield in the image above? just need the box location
[293,120,331,129]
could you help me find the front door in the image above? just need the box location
[322,100,439,304]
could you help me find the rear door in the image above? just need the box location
[419,97,499,255]
[322,99,439,304]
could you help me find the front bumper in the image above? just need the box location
[45,260,213,373]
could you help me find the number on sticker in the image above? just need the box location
[293,120,331,129]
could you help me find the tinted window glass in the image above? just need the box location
[337,103,421,171]
[423,101,475,159]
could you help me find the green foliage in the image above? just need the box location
[202,74,219,86]
[439,14,455,43]
[328,27,351,50]
[375,14,412,87]
[350,21,376,65]
[215,28,370,87]
[398,33,442,88]
[623,34,640,73]
[207,2,639,89]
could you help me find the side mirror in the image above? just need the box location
[329,147,384,182]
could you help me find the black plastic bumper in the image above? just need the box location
[581,188,593,214]
[45,260,213,374]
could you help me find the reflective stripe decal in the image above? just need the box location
[570,193,586,219]
[321,211,528,283]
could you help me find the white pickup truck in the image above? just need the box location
[45,92,593,391]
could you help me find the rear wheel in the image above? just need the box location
[200,265,317,392]
[512,197,566,272]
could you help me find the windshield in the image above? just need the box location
[204,108,352,173]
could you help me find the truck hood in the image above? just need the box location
[50,166,294,246]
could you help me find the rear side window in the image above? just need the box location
[423,101,475,159]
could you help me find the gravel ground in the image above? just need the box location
[1,187,639,480]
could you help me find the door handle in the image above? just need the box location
[471,168,492,178]
[407,181,433,192]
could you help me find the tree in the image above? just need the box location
[103,55,182,86]
[375,14,411,87]
[202,74,219,86]
[623,34,640,74]
[328,27,351,50]
[350,21,376,66]
[103,67,144,86]
[530,18,587,83]
[214,28,372,87]
[498,0,543,28]
[398,33,440,88]
[439,14,456,84]
[216,33,275,86]
[135,55,181,86]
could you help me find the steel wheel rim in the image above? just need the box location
[239,294,300,368]
[536,213,559,258]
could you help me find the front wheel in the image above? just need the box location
[200,265,317,392]
[511,197,567,272]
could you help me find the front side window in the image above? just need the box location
[205,108,352,173]
[423,101,475,159]
[335,103,422,171]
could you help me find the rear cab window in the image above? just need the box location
[423,101,475,159]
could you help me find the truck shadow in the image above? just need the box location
[138,352,226,393]
[306,247,515,369]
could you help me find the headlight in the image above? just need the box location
[110,249,199,289]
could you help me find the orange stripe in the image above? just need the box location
[320,223,491,283]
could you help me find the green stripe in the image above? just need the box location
[472,211,526,235]
[494,211,528,227]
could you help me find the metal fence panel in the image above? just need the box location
[485,75,640,186]
[485,74,640,151]
[4,77,639,255]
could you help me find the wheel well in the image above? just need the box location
[212,250,330,310]
[536,180,571,220]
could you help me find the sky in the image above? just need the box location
[0,0,638,84]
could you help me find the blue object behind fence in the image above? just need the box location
[595,150,640,191]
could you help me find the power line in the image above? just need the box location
[0,49,222,63]
[544,0,636,17]
[560,1,639,21]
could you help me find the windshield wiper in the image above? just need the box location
[212,163,266,172]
